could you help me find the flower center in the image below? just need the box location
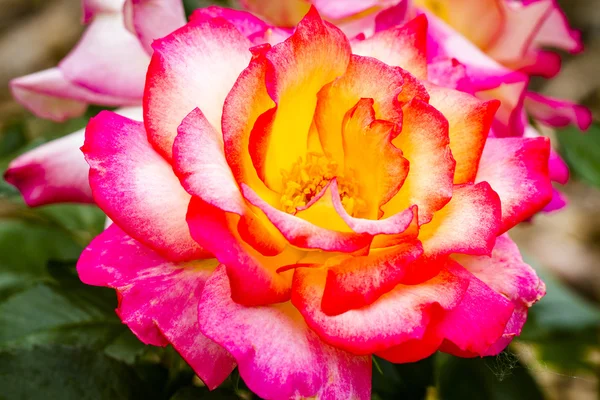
[415,0,448,21]
[279,153,366,216]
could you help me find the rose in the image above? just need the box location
[77,8,549,399]
[5,0,185,206]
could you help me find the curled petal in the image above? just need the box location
[419,182,501,257]
[321,241,424,315]
[476,137,553,233]
[315,55,407,168]
[436,262,514,355]
[292,264,468,355]
[144,17,252,159]
[242,182,371,253]
[77,225,235,388]
[198,265,372,400]
[83,111,208,261]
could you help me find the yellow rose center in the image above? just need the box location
[279,153,366,216]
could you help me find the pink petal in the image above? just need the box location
[436,262,515,355]
[291,264,468,355]
[320,240,425,315]
[82,111,208,261]
[59,12,150,99]
[9,68,139,122]
[198,265,372,400]
[5,107,141,207]
[123,0,186,54]
[190,6,290,45]
[77,224,235,388]
[352,15,428,80]
[5,130,92,207]
[543,189,568,213]
[525,92,592,130]
[457,234,546,307]
[144,17,252,160]
[476,137,553,233]
[419,182,501,257]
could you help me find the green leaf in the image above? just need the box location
[372,356,435,400]
[0,219,82,298]
[437,353,545,400]
[557,123,600,188]
[0,345,162,400]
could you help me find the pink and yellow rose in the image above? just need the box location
[75,8,549,398]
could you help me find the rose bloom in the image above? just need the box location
[74,7,550,399]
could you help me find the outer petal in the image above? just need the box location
[436,263,514,355]
[476,137,553,233]
[83,111,207,261]
[144,17,252,159]
[455,234,546,354]
[77,225,235,388]
[351,15,428,80]
[124,0,187,53]
[383,99,455,223]
[173,107,286,256]
[59,12,150,99]
[5,107,142,207]
[524,92,592,130]
[198,265,371,400]
[425,84,499,184]
[418,182,501,257]
[9,68,139,122]
[252,8,351,191]
[292,264,468,355]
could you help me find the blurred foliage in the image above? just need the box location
[557,123,600,188]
